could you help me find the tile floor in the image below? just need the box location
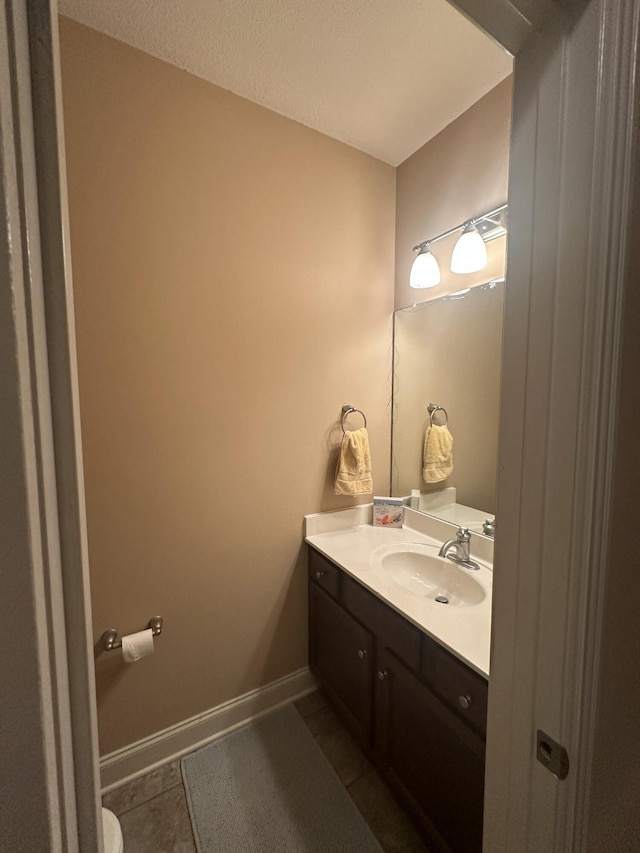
[102,690,430,852]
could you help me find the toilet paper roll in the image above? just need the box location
[121,628,154,663]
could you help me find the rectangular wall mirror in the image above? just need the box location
[391,279,505,533]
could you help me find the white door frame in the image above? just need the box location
[469,2,639,850]
[1,0,637,850]
[0,1,101,851]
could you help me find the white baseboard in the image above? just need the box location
[100,667,317,793]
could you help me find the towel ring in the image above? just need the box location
[341,405,367,434]
[427,403,448,427]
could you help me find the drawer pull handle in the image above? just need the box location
[358,649,367,660]
[315,570,323,579]
[378,670,387,681]
[459,694,472,710]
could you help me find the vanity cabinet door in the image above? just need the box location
[309,582,374,747]
[375,649,485,853]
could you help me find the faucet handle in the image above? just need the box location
[457,527,471,542]
[482,518,495,536]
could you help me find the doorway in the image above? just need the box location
[2,1,638,851]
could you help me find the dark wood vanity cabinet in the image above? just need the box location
[376,649,485,852]
[308,581,374,748]
[308,546,487,853]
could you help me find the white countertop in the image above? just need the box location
[305,505,492,678]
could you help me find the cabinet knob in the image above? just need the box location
[315,570,323,580]
[377,670,387,681]
[458,694,472,710]
[358,649,367,660]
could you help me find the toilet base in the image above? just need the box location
[102,807,123,853]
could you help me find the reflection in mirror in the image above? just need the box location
[391,280,505,533]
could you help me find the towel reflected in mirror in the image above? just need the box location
[423,424,454,483]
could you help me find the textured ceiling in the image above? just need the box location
[57,0,512,166]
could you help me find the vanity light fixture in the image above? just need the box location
[409,245,441,288]
[450,222,487,273]
[410,203,507,286]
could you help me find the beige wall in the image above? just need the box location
[59,19,395,755]
[395,78,512,310]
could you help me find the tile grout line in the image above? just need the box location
[103,778,184,818]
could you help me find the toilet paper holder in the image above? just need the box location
[101,616,163,651]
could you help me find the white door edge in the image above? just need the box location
[480,1,639,850]
[0,1,103,851]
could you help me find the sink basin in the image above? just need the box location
[371,542,486,607]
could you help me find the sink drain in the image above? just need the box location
[435,595,449,604]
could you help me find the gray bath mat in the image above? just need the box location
[181,704,383,852]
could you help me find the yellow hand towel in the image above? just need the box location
[335,427,373,496]
[423,424,454,484]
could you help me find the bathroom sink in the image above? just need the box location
[371,542,486,607]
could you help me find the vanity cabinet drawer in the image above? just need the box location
[308,549,341,599]
[342,576,421,672]
[423,639,488,736]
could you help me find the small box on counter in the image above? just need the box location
[373,496,404,528]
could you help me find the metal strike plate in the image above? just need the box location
[536,730,570,780]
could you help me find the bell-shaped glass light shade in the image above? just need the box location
[450,223,488,274]
[409,247,441,288]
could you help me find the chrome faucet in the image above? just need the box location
[438,527,481,571]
